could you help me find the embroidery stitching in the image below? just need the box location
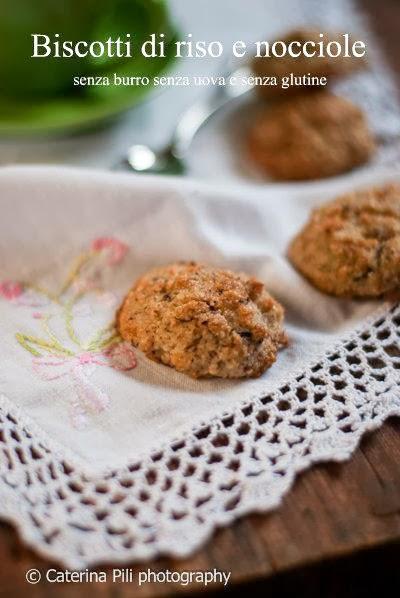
[0,237,136,429]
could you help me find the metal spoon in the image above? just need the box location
[122,65,252,175]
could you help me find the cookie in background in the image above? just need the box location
[288,183,400,297]
[247,91,376,181]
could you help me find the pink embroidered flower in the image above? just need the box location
[13,237,133,430]
[1,282,49,309]
[91,237,128,265]
[0,281,23,301]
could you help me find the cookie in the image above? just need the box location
[118,262,287,379]
[288,183,400,297]
[252,28,366,99]
[247,92,375,181]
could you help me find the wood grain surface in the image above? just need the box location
[1,1,400,596]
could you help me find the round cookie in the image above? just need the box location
[252,28,366,100]
[247,92,376,181]
[288,183,400,297]
[118,262,287,379]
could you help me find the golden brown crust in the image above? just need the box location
[247,92,376,181]
[288,183,400,297]
[118,262,287,379]
[252,28,367,99]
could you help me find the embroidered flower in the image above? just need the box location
[91,237,128,265]
[0,281,23,301]
[11,236,134,429]
[0,281,49,309]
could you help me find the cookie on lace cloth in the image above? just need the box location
[118,262,288,379]
[288,183,400,297]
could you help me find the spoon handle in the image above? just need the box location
[170,65,252,158]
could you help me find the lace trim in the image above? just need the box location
[1,303,399,568]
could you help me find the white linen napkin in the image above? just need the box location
[0,165,396,472]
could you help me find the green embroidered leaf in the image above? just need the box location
[15,333,74,357]
[15,333,42,356]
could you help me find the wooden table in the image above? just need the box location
[1,1,400,596]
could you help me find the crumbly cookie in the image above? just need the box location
[118,262,287,379]
[247,92,375,181]
[252,28,366,99]
[288,183,400,297]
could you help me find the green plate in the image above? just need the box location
[0,47,178,137]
